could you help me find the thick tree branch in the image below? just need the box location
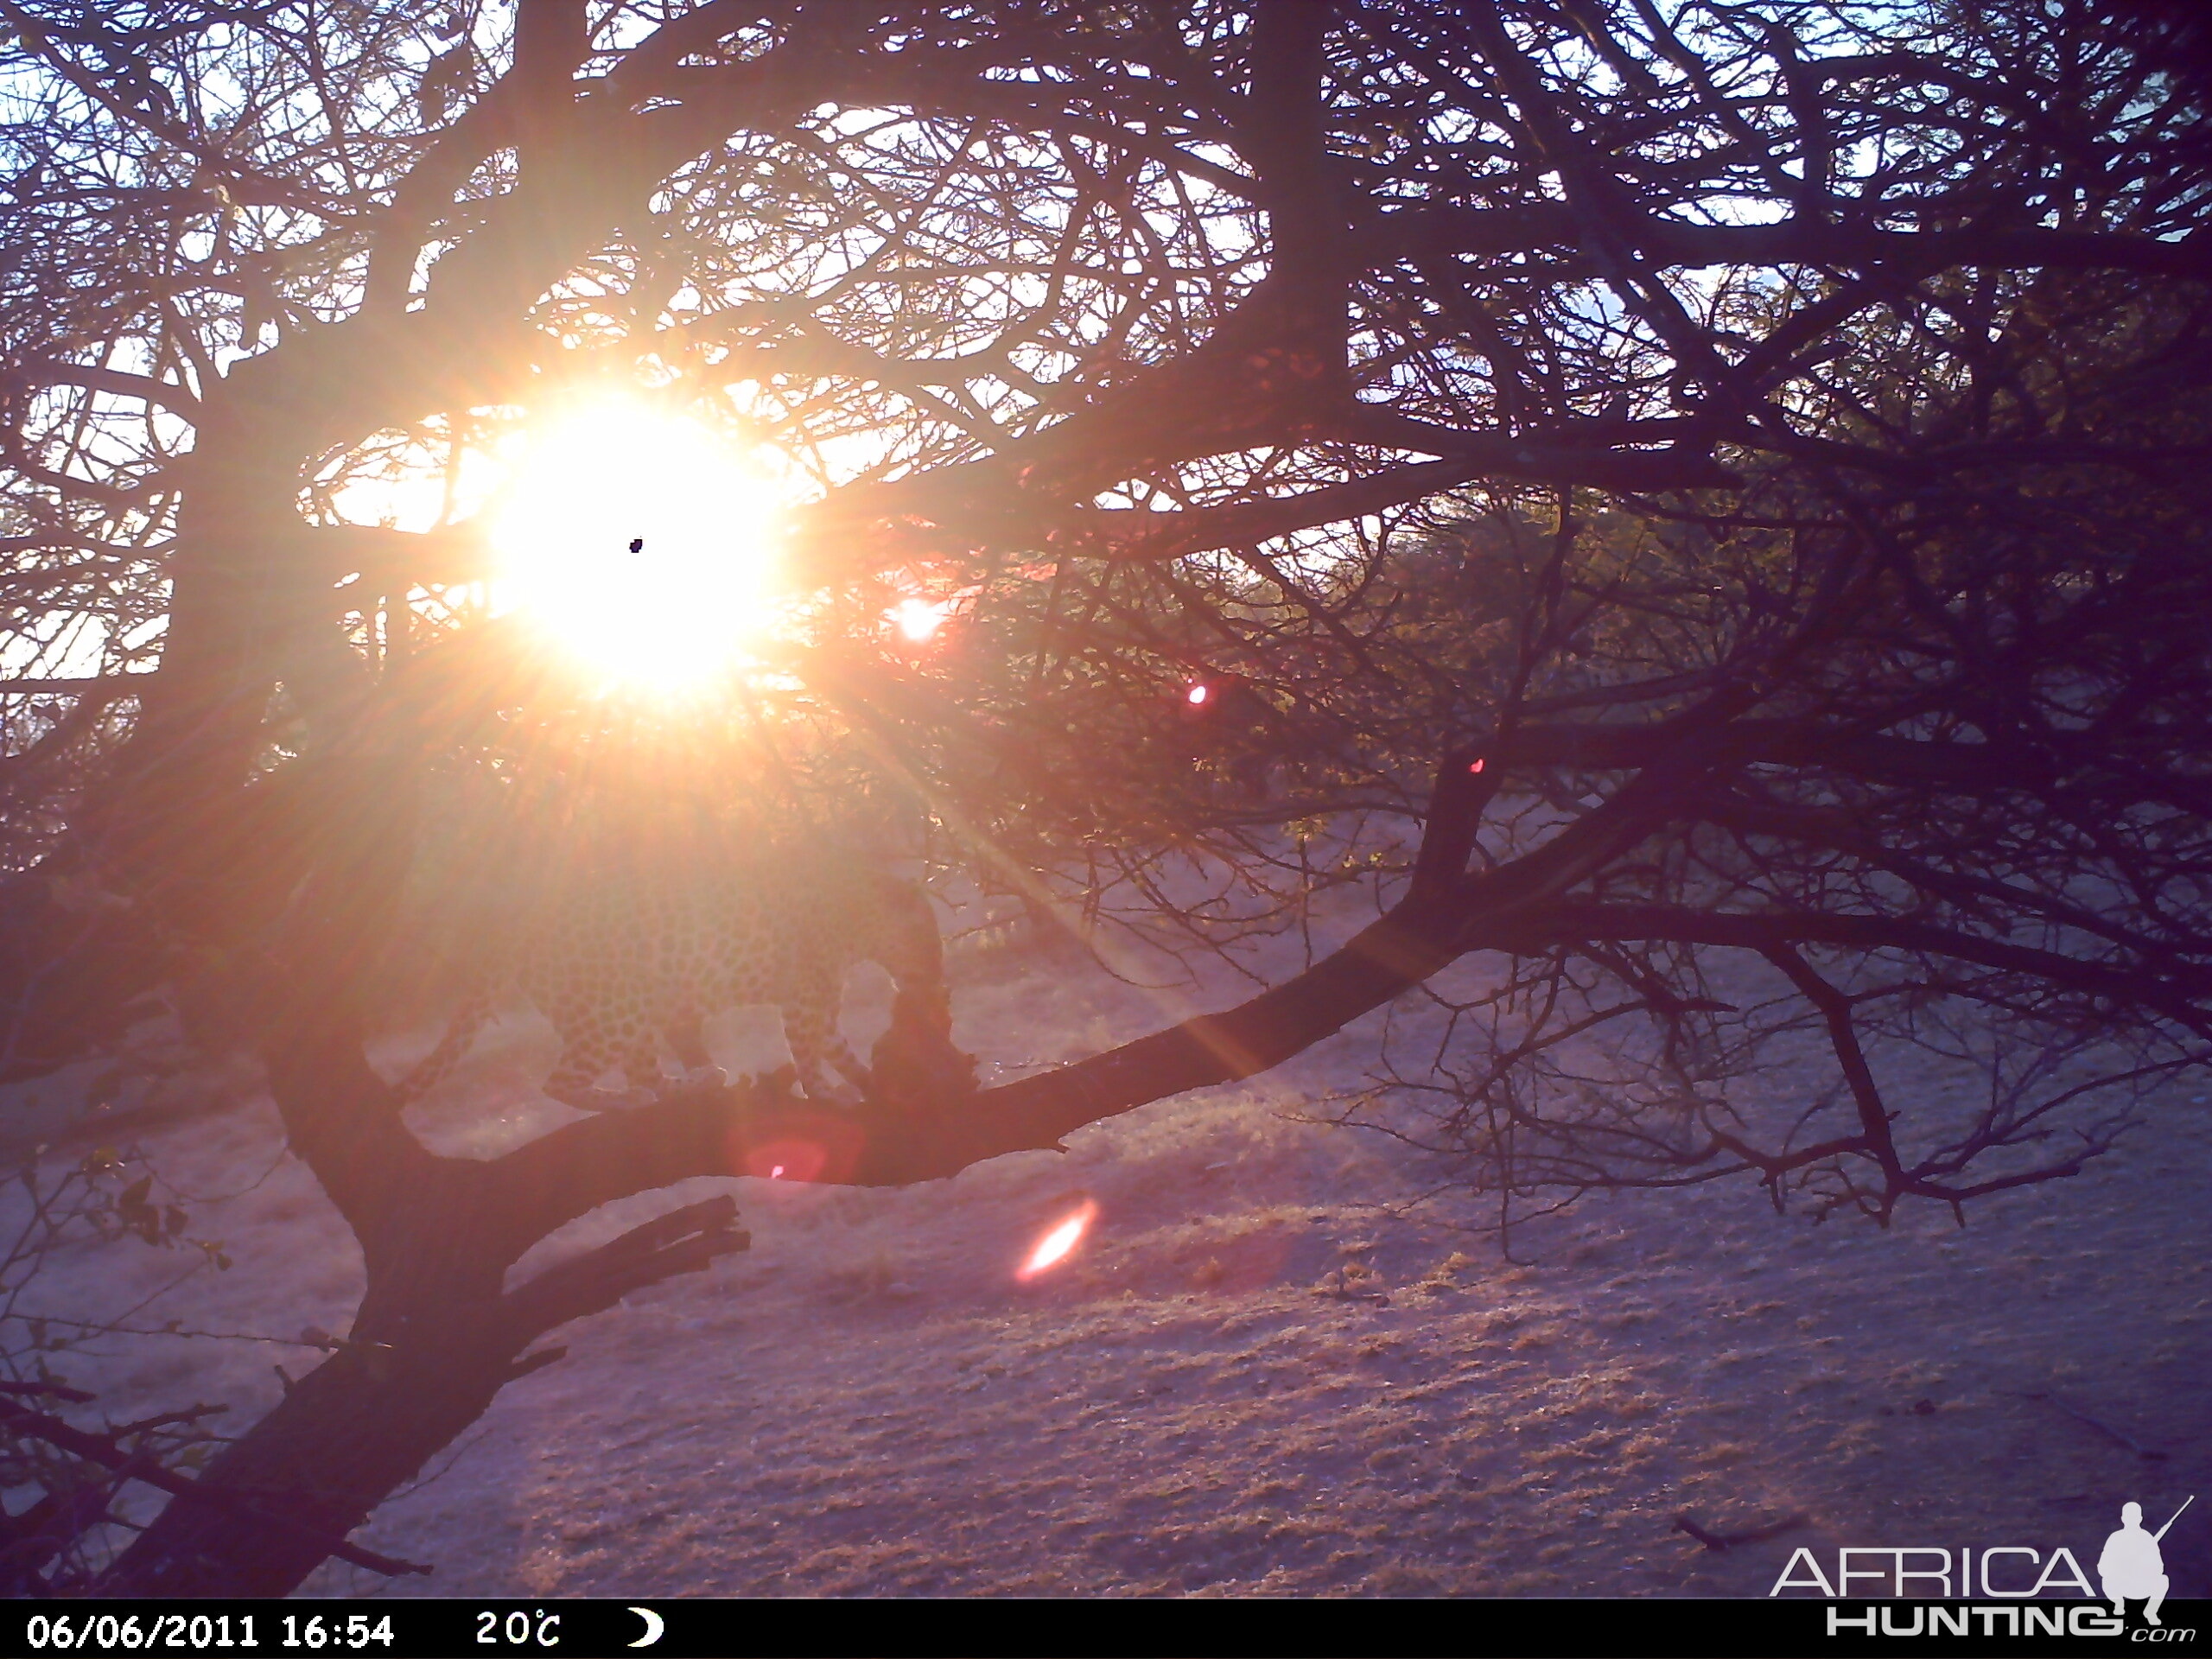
[930,442,1725,567]
[500,1196,750,1339]
[1,359,202,419]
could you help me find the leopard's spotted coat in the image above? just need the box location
[395,860,945,1109]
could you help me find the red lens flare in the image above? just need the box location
[729,1113,868,1185]
[1015,1199,1098,1281]
[743,1137,827,1182]
[1469,758,1485,773]
[1186,683,1210,706]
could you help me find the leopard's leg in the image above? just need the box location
[542,1032,616,1109]
[663,1010,723,1086]
[781,986,862,1102]
[612,1027,670,1106]
[592,961,674,1105]
[589,935,690,1105]
[537,993,638,1111]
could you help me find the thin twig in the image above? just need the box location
[0,1379,93,1402]
[1675,1511,1808,1551]
[2011,1390,2170,1461]
[0,1400,430,1578]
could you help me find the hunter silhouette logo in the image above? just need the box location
[2101,1497,2191,1627]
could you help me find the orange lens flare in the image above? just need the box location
[1015,1199,1098,1281]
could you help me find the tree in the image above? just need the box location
[0,0,2206,1594]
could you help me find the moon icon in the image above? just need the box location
[626,1606,665,1648]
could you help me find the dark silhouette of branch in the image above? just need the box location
[0,0,2202,1596]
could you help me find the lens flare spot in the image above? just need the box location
[1016,1199,1098,1281]
[744,1137,827,1182]
[1469,758,1485,773]
[1186,683,1210,706]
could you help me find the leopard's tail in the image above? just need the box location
[392,980,499,1103]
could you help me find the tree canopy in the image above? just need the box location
[1,0,2209,1594]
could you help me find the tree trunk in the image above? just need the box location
[93,1306,529,1596]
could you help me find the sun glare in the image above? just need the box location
[890,595,954,643]
[490,397,787,691]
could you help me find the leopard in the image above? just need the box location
[391,855,952,1111]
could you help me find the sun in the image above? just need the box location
[489,396,788,691]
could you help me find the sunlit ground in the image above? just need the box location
[486,396,797,694]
